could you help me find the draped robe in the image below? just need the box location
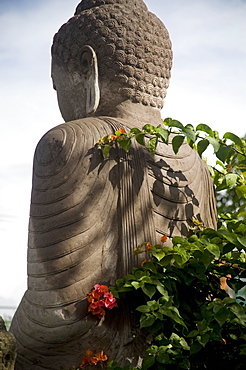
[10,117,217,369]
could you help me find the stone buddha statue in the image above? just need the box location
[10,0,217,369]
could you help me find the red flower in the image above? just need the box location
[88,302,106,319]
[103,292,118,309]
[94,284,109,294]
[87,284,118,318]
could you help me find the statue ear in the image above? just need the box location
[80,45,100,115]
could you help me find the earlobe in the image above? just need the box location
[80,45,100,115]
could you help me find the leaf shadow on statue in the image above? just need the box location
[86,144,144,196]
[86,142,202,242]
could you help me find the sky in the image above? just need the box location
[0,0,246,319]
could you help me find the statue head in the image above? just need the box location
[51,0,172,122]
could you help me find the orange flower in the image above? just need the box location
[80,350,96,368]
[119,128,126,134]
[94,351,108,362]
[146,242,152,251]
[160,234,168,243]
[80,350,108,368]
[108,134,117,141]
[88,289,101,301]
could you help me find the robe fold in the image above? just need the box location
[10,117,217,369]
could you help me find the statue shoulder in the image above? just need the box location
[34,117,111,167]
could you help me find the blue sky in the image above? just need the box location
[0,0,246,317]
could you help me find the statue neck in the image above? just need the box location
[91,100,162,130]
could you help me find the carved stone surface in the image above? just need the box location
[10,0,217,369]
[52,0,172,111]
[0,317,16,370]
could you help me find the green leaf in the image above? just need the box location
[140,313,155,328]
[141,355,155,370]
[185,123,195,130]
[147,300,160,311]
[197,333,210,346]
[196,123,213,136]
[163,117,172,125]
[180,359,191,369]
[136,305,151,313]
[236,185,246,198]
[180,338,190,351]
[154,311,163,320]
[152,249,166,261]
[139,276,152,284]
[216,145,233,162]
[159,255,173,266]
[182,127,196,142]
[237,236,246,249]
[197,319,208,332]
[118,138,132,152]
[164,119,184,129]
[197,139,209,156]
[223,242,236,254]
[223,132,243,148]
[148,319,163,333]
[229,303,246,323]
[200,249,214,268]
[206,244,221,258]
[115,130,124,137]
[225,173,238,187]
[156,285,168,297]
[215,308,229,326]
[206,136,221,153]
[131,281,142,290]
[135,133,145,146]
[172,236,187,245]
[160,307,187,328]
[156,351,170,364]
[129,128,141,134]
[190,342,203,355]
[187,330,199,338]
[142,284,156,299]
[143,124,156,134]
[240,345,246,355]
[157,127,169,143]
[218,229,241,247]
[172,135,185,154]
[147,345,159,355]
[101,144,111,158]
[142,261,157,273]
[133,269,148,279]
[148,136,158,156]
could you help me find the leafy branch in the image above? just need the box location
[96,118,246,199]
[65,119,246,370]
[108,228,246,369]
